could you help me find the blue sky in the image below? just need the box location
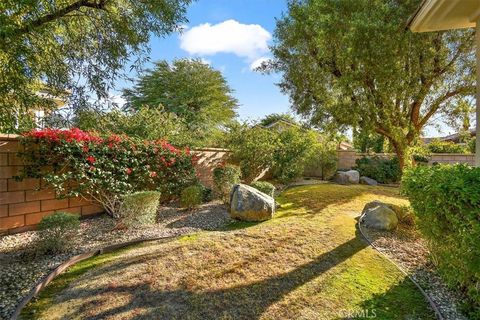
[115,0,291,122]
[112,0,456,137]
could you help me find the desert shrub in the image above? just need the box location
[272,128,317,183]
[227,124,278,183]
[180,185,203,209]
[468,137,476,153]
[119,191,160,228]
[408,145,431,164]
[250,181,275,197]
[37,212,80,253]
[402,165,480,317]
[197,184,213,203]
[426,139,468,153]
[304,136,338,180]
[213,164,241,204]
[18,128,196,216]
[354,156,400,183]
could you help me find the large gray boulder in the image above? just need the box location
[333,170,360,185]
[333,171,349,185]
[345,170,360,184]
[230,184,275,221]
[360,201,398,230]
[360,176,378,186]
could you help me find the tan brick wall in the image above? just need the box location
[0,134,103,235]
[192,148,230,188]
[337,150,475,170]
[0,135,229,235]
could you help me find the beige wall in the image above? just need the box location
[337,150,475,170]
[0,135,230,235]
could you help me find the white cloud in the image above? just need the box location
[249,56,270,71]
[180,20,271,60]
[200,58,211,65]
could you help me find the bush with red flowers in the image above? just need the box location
[19,128,197,216]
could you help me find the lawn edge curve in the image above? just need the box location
[357,212,444,320]
[11,235,179,320]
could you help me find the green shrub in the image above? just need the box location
[426,139,468,153]
[304,137,338,180]
[402,165,480,317]
[37,212,80,253]
[197,184,213,203]
[272,128,318,183]
[468,137,476,153]
[180,185,203,209]
[250,181,275,197]
[213,164,241,204]
[354,156,400,183]
[227,124,278,183]
[408,145,431,164]
[119,191,160,228]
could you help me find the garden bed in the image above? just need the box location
[0,201,230,320]
[361,225,468,320]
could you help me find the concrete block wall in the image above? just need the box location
[0,134,104,234]
[0,135,230,235]
[337,149,475,170]
[192,148,230,188]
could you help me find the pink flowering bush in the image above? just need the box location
[19,128,197,216]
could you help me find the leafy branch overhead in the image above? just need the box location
[0,0,192,132]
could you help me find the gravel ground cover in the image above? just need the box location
[0,201,230,320]
[362,224,468,320]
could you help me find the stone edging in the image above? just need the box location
[10,235,177,320]
[357,213,444,320]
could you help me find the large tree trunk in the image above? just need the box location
[387,138,407,173]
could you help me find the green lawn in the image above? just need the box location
[22,184,435,319]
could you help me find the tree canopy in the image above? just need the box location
[268,0,475,168]
[123,58,238,145]
[259,113,297,127]
[0,0,192,132]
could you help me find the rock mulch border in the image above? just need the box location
[357,212,444,320]
[10,235,176,320]
[0,201,230,320]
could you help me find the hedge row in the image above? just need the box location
[402,164,480,317]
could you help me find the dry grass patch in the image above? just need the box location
[22,184,435,319]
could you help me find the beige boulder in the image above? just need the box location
[230,184,275,221]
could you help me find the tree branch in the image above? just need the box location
[418,86,474,128]
[6,0,109,39]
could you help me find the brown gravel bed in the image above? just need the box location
[362,224,468,320]
[0,201,230,320]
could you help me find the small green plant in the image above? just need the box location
[354,156,400,183]
[197,184,214,203]
[426,139,468,153]
[250,181,275,197]
[213,164,241,204]
[37,212,81,253]
[180,185,203,209]
[119,191,160,228]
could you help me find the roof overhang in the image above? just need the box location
[408,0,480,32]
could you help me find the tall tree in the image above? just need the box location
[268,0,475,169]
[0,0,192,132]
[259,113,297,127]
[123,59,238,146]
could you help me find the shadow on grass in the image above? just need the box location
[353,277,435,320]
[30,228,370,320]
